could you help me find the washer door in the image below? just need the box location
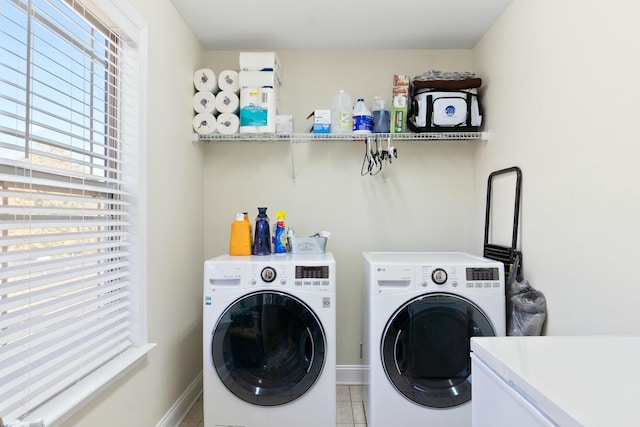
[381,292,495,408]
[211,291,326,406]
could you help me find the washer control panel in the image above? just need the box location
[205,254,336,293]
[246,262,333,289]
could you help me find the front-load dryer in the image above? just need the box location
[203,253,336,427]
[362,252,505,427]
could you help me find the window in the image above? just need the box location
[0,0,148,423]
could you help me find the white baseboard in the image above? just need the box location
[336,364,365,385]
[155,371,203,427]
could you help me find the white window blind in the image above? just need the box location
[0,0,144,422]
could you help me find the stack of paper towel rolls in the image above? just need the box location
[192,68,241,135]
[238,52,281,134]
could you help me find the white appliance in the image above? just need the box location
[471,336,640,427]
[362,252,506,427]
[203,253,336,427]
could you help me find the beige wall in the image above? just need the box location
[59,0,640,424]
[473,0,640,334]
[203,50,478,365]
[60,0,205,426]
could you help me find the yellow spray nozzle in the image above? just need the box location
[276,210,286,221]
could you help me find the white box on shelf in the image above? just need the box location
[276,115,294,134]
[313,109,331,134]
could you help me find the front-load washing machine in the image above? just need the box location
[362,252,505,427]
[203,253,335,427]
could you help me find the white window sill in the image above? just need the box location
[26,343,156,427]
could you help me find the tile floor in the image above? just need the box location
[178,385,367,427]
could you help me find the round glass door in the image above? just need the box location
[211,291,326,406]
[381,293,495,408]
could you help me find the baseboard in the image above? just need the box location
[336,364,365,385]
[155,371,203,427]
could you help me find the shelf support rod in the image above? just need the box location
[289,136,296,183]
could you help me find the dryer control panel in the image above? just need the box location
[366,252,504,295]
[416,264,502,292]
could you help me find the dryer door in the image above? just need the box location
[211,291,326,406]
[381,292,495,408]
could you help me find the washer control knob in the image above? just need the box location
[250,279,257,286]
[280,279,287,286]
[261,266,277,283]
[432,268,448,285]
[421,281,428,287]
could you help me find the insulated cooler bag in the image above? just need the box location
[408,87,482,132]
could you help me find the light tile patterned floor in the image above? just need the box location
[178,385,366,427]
[337,385,367,427]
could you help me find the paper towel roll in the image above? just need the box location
[193,68,217,92]
[193,112,217,135]
[239,125,259,134]
[240,87,260,108]
[215,90,240,114]
[239,70,280,91]
[239,87,261,133]
[257,87,277,133]
[239,87,277,134]
[218,70,240,93]
[216,113,240,135]
[239,52,282,83]
[193,91,216,114]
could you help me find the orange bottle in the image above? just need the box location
[229,213,252,255]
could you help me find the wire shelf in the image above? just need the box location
[194,131,488,143]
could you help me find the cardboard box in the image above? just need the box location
[313,109,331,133]
[391,74,410,133]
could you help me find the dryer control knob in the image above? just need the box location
[420,281,428,287]
[261,266,277,283]
[432,268,448,285]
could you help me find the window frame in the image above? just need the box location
[0,0,151,424]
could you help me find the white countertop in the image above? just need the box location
[471,336,640,427]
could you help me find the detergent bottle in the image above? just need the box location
[353,98,373,134]
[229,213,251,255]
[274,210,287,254]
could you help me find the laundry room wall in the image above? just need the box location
[202,50,479,367]
[472,0,640,335]
[58,0,206,426]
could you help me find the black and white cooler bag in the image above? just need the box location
[408,87,483,132]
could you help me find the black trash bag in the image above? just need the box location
[506,256,547,336]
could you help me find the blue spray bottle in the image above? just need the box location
[274,210,287,254]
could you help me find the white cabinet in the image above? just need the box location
[470,336,640,427]
[471,354,556,427]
